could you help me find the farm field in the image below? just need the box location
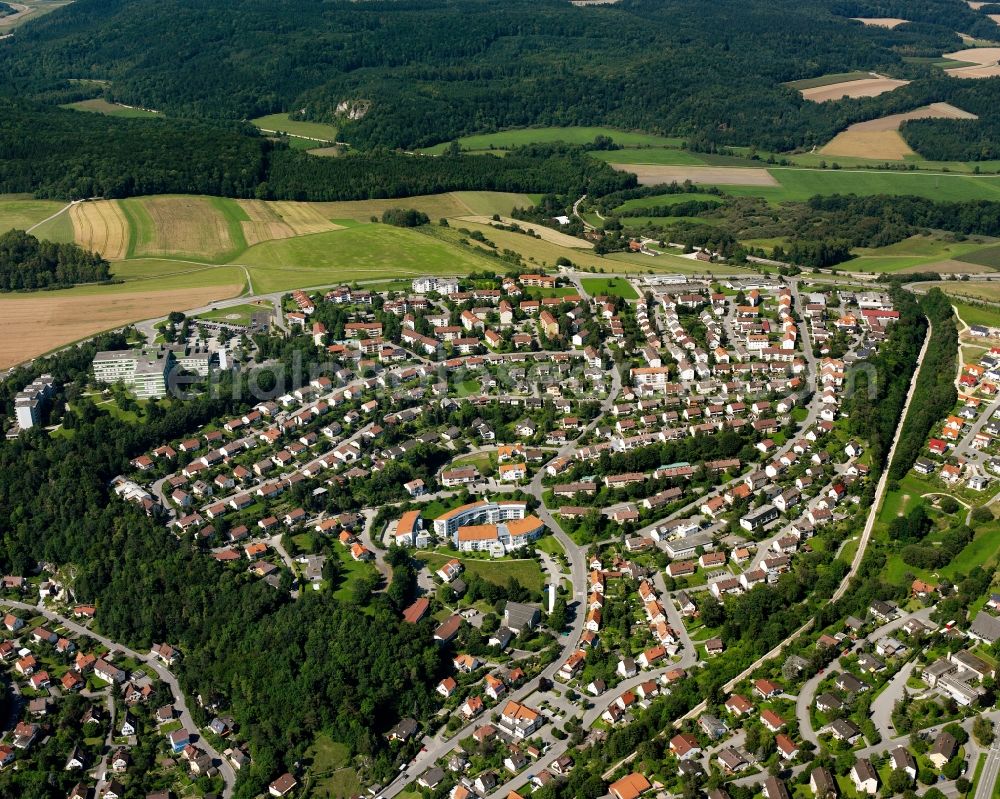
[850,17,907,27]
[249,113,338,141]
[919,281,1000,304]
[448,217,748,274]
[820,103,976,161]
[843,234,997,273]
[590,148,709,165]
[120,196,247,262]
[61,98,161,118]
[0,0,70,30]
[712,168,1000,202]
[236,200,342,245]
[0,281,242,369]
[69,200,130,259]
[453,215,593,248]
[957,244,1000,269]
[0,195,65,233]
[784,71,877,90]
[798,76,909,102]
[944,47,1000,78]
[580,277,639,299]
[236,225,498,293]
[612,165,780,186]
[419,126,683,153]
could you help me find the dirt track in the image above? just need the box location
[610,165,779,186]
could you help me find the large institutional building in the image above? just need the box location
[92,345,216,399]
[432,499,545,555]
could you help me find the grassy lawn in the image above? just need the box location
[62,98,161,118]
[416,552,546,592]
[581,277,639,299]
[250,113,338,142]
[306,733,351,772]
[0,195,67,233]
[450,451,494,472]
[331,546,379,603]
[420,126,683,153]
[534,534,566,559]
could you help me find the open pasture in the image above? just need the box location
[250,113,338,142]
[419,126,682,154]
[62,98,160,118]
[0,196,66,234]
[69,200,130,259]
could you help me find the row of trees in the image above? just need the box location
[887,287,957,480]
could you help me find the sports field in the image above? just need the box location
[420,126,682,154]
[250,113,338,142]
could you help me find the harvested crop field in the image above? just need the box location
[945,48,1000,78]
[612,165,779,186]
[800,76,910,102]
[454,215,594,248]
[849,103,977,131]
[820,103,977,159]
[236,200,341,245]
[821,131,914,160]
[0,284,241,369]
[851,17,908,27]
[313,193,473,223]
[69,201,130,259]
[122,196,240,261]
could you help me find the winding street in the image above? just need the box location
[0,600,236,799]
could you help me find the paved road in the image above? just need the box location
[0,600,235,799]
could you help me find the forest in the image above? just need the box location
[0,0,995,155]
[0,101,633,200]
[0,229,110,291]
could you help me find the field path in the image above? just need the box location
[26,200,79,234]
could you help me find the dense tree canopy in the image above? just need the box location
[0,229,110,290]
[1,0,995,154]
